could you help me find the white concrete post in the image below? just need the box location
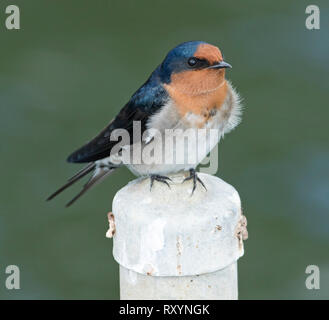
[106,173,247,300]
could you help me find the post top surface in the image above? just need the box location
[112,173,244,276]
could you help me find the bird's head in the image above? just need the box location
[159,41,231,95]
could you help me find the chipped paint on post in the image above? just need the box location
[106,212,116,238]
[235,213,248,250]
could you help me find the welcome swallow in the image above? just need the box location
[47,41,242,206]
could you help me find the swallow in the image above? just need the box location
[47,41,242,207]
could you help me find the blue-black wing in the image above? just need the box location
[67,73,168,163]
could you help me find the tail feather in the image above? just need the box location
[47,163,96,201]
[67,162,96,182]
[65,167,115,207]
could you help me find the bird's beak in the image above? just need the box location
[207,61,232,69]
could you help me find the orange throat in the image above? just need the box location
[164,69,228,117]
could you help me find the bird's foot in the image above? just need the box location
[183,169,207,195]
[149,174,172,190]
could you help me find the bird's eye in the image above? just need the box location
[188,57,197,67]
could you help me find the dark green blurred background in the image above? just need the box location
[1,0,328,299]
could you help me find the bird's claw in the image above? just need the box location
[183,169,207,195]
[150,175,172,190]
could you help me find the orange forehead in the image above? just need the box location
[194,44,223,64]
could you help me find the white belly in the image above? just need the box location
[125,118,223,176]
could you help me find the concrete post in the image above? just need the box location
[106,173,247,300]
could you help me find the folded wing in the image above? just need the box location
[67,77,168,163]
